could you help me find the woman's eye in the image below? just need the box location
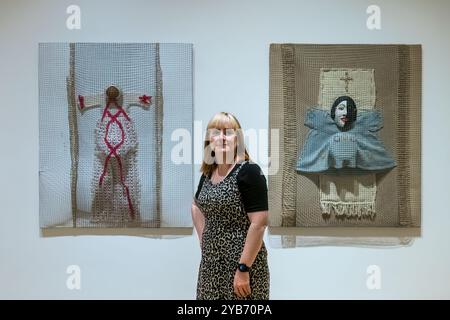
[209,129,221,137]
[209,128,235,137]
[225,129,235,136]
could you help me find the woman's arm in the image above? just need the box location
[191,200,205,248]
[234,210,268,297]
[240,210,268,266]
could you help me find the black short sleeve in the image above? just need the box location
[237,162,268,213]
[195,174,206,199]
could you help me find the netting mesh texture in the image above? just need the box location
[39,43,193,229]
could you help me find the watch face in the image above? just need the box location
[239,264,249,272]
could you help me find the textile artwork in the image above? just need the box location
[39,43,193,232]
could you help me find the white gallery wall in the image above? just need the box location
[1,0,449,299]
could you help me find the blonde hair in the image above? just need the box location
[200,112,250,177]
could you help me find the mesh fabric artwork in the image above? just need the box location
[268,44,421,247]
[39,43,193,231]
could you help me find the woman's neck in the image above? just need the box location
[216,163,233,176]
[215,154,242,176]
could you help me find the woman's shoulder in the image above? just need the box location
[238,161,266,181]
[240,160,262,171]
[237,161,268,212]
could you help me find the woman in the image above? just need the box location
[192,112,270,300]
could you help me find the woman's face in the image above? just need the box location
[334,100,348,128]
[209,126,237,161]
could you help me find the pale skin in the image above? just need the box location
[334,100,348,128]
[191,125,268,298]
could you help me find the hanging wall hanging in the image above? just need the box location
[39,43,193,233]
[268,44,421,247]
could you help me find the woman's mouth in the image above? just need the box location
[340,116,348,123]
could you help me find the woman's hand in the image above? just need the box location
[234,270,251,298]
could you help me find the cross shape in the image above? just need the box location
[340,72,354,93]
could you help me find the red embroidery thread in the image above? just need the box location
[98,101,135,219]
[139,94,152,105]
[78,95,85,110]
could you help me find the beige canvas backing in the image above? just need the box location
[268,44,421,245]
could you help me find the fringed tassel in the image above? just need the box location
[321,201,376,218]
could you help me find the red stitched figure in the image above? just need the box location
[78,85,152,225]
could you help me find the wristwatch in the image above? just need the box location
[237,263,250,272]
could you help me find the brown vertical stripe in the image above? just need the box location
[397,45,412,226]
[155,43,163,227]
[281,45,297,227]
[67,43,79,228]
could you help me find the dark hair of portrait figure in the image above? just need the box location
[330,95,357,131]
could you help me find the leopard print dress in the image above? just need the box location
[195,161,270,300]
